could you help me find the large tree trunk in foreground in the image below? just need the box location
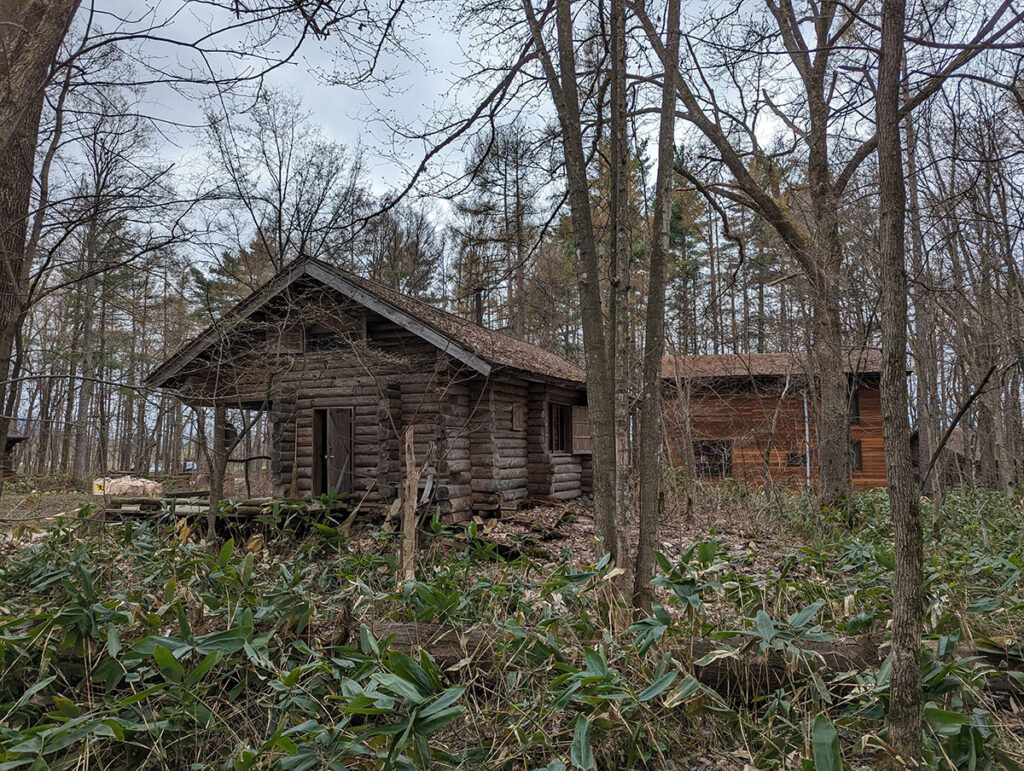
[0,89,43,481]
[633,0,680,611]
[0,0,80,490]
[877,0,924,762]
[0,1,79,150]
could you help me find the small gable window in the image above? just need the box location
[307,332,351,351]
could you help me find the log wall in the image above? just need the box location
[467,378,531,511]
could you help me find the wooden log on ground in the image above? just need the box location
[363,622,1024,701]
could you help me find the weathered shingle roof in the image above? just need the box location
[328,264,585,383]
[148,259,585,388]
[661,350,884,380]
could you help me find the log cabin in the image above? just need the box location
[662,351,887,490]
[145,259,592,521]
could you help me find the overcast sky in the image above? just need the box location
[95,0,478,197]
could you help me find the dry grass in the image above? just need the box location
[0,488,94,530]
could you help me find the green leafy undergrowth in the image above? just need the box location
[0,489,1021,769]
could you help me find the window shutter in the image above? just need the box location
[571,405,592,455]
[512,403,527,431]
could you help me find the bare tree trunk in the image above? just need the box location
[608,0,632,581]
[34,374,53,472]
[806,108,851,508]
[905,108,939,504]
[208,404,227,541]
[59,353,76,472]
[0,0,80,489]
[811,287,851,508]
[633,0,680,611]
[71,275,96,482]
[400,425,418,582]
[877,0,924,762]
[0,82,44,488]
[523,0,619,568]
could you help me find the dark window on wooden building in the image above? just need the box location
[266,324,304,352]
[694,440,732,478]
[787,451,807,467]
[306,332,351,351]
[849,389,860,425]
[850,439,863,471]
[550,404,571,453]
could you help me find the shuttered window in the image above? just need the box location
[512,403,527,431]
[571,405,592,455]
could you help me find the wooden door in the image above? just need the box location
[312,407,353,497]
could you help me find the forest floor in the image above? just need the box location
[473,489,800,576]
[0,488,94,533]
[0,485,1022,769]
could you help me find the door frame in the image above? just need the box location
[311,407,354,497]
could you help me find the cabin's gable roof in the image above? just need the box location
[147,259,585,388]
[660,350,884,380]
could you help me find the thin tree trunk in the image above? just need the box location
[877,0,924,761]
[522,0,619,569]
[633,0,680,611]
[34,374,53,472]
[59,355,76,472]
[400,425,418,581]
[608,0,632,581]
[208,404,227,541]
[71,275,96,482]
